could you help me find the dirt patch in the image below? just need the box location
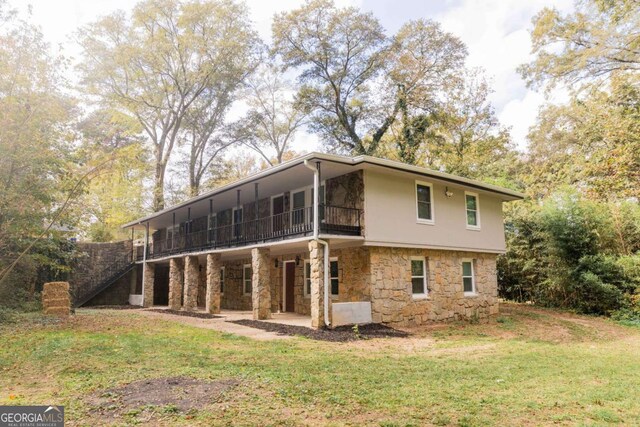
[88,376,239,420]
[229,320,410,342]
[147,309,222,319]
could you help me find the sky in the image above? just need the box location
[10,0,574,152]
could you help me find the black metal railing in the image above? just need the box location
[73,254,135,307]
[140,204,361,260]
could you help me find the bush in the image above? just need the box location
[498,189,640,316]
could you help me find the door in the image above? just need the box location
[272,195,284,235]
[284,261,295,312]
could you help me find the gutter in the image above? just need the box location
[303,159,331,328]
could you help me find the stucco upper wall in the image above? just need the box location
[363,170,507,252]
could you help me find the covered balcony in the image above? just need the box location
[141,204,362,260]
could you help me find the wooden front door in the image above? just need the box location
[284,261,295,312]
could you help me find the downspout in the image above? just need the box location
[141,221,149,307]
[303,159,330,327]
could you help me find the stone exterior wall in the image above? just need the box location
[220,258,253,310]
[369,247,498,326]
[326,170,365,231]
[84,273,132,306]
[331,247,370,303]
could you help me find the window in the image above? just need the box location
[292,190,306,225]
[411,257,428,297]
[208,214,217,242]
[330,258,339,297]
[220,267,225,294]
[233,207,243,238]
[311,184,326,221]
[462,260,476,295]
[243,264,252,295]
[465,192,480,229]
[415,181,434,224]
[166,224,179,249]
[304,260,311,298]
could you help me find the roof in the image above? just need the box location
[122,152,525,228]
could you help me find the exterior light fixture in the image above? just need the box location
[274,258,279,268]
[295,255,301,266]
[445,187,454,198]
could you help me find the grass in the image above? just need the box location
[0,303,639,426]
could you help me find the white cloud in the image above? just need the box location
[435,0,574,150]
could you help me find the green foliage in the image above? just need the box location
[520,0,640,90]
[499,191,640,315]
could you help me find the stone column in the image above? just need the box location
[205,253,222,314]
[251,247,271,320]
[183,256,200,311]
[308,240,329,329]
[142,262,155,307]
[168,258,184,310]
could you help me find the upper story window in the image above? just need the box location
[462,259,476,295]
[411,257,428,298]
[465,192,480,230]
[415,181,434,224]
[292,190,306,226]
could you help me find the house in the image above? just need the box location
[122,153,523,328]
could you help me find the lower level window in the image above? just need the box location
[411,257,428,296]
[330,259,339,297]
[243,264,252,295]
[304,260,311,297]
[462,260,475,294]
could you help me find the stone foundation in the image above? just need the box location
[183,256,200,311]
[252,248,271,320]
[205,254,222,314]
[369,247,498,326]
[168,258,184,310]
[142,263,155,308]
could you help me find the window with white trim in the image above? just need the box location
[330,258,339,297]
[166,224,179,249]
[220,267,225,294]
[243,264,252,295]
[304,260,311,298]
[415,181,434,224]
[292,190,306,226]
[462,260,476,295]
[411,257,428,297]
[208,213,217,242]
[465,192,480,229]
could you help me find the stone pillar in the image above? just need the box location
[251,247,271,320]
[205,253,222,314]
[142,262,155,307]
[183,256,200,311]
[168,258,184,310]
[308,240,329,329]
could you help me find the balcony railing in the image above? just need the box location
[139,205,361,260]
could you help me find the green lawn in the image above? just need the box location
[1,304,639,426]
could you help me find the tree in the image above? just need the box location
[77,0,260,211]
[272,0,466,155]
[520,0,640,90]
[239,64,309,166]
[524,74,640,200]
[75,109,150,241]
[0,1,77,305]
